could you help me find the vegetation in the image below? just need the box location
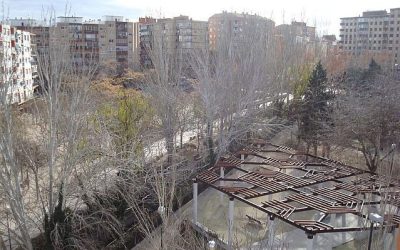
[1,10,400,250]
[296,61,333,155]
[332,59,400,172]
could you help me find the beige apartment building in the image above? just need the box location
[134,17,156,68]
[135,15,208,69]
[99,16,135,72]
[52,16,134,73]
[339,8,400,66]
[276,21,316,43]
[208,12,275,50]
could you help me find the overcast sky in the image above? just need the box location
[4,0,400,36]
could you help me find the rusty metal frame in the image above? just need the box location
[195,142,400,236]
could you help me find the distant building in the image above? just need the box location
[135,17,157,68]
[9,18,50,53]
[135,15,208,69]
[53,17,88,66]
[52,16,135,73]
[276,21,316,43]
[208,12,275,50]
[99,16,135,73]
[9,18,50,88]
[339,8,400,66]
[0,24,34,104]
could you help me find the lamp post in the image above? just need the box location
[5,205,11,250]
[158,205,165,250]
[368,212,383,250]
[208,240,216,249]
[390,144,396,174]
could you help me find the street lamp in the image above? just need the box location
[367,212,383,250]
[5,205,11,250]
[390,144,396,174]
[208,240,216,249]
[158,205,166,250]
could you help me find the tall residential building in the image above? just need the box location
[99,16,135,73]
[208,12,275,50]
[339,8,400,66]
[276,21,316,43]
[82,21,100,64]
[9,18,50,53]
[9,18,50,87]
[0,25,34,104]
[53,17,87,66]
[135,17,156,68]
[135,15,208,69]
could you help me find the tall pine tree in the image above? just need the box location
[298,61,333,155]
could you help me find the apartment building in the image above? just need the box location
[135,15,208,69]
[82,21,100,64]
[99,16,135,73]
[339,8,400,65]
[9,18,50,87]
[0,25,34,104]
[9,18,50,53]
[276,21,316,43]
[134,17,156,68]
[53,17,87,66]
[208,12,275,50]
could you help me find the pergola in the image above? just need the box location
[192,140,400,249]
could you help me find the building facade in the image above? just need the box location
[339,8,400,66]
[208,12,275,50]
[99,16,135,73]
[0,25,34,104]
[276,21,316,43]
[135,17,156,68]
[9,18,50,88]
[135,15,208,69]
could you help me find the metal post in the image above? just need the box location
[330,214,336,249]
[392,226,399,250]
[341,214,346,243]
[220,167,224,202]
[228,197,234,250]
[160,224,163,250]
[368,222,374,250]
[306,234,314,250]
[193,179,198,224]
[268,216,275,248]
[6,211,11,250]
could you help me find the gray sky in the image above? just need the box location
[4,0,400,36]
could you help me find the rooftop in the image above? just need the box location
[195,141,400,237]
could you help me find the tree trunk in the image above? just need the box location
[207,120,215,165]
[180,129,183,149]
[313,143,318,156]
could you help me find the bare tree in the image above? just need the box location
[333,64,400,173]
[144,30,186,164]
[191,15,281,163]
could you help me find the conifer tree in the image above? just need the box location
[298,61,333,155]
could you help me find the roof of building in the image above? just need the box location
[195,141,400,236]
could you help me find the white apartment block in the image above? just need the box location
[0,24,34,104]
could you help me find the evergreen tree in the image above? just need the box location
[298,61,333,154]
[361,58,382,86]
